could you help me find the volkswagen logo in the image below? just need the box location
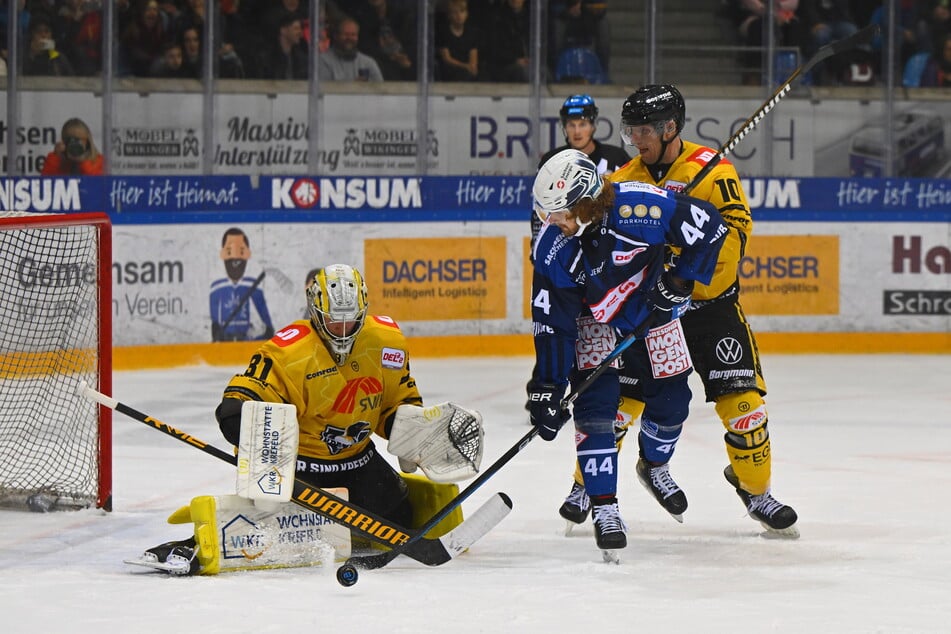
[715,337,743,364]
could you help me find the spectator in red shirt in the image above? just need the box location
[40,118,104,176]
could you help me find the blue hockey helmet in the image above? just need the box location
[559,94,599,127]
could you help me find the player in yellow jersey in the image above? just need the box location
[136,264,485,574]
[215,263,426,526]
[558,85,798,537]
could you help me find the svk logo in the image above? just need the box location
[715,337,743,364]
[332,377,383,414]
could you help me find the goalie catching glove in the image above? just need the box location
[387,402,485,483]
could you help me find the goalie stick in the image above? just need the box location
[682,23,878,195]
[77,382,512,568]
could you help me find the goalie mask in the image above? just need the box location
[306,264,369,365]
[532,148,603,235]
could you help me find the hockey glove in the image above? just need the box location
[527,382,570,441]
[639,271,694,335]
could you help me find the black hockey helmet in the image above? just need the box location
[621,84,685,134]
[559,94,599,127]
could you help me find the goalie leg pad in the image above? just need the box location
[162,492,351,574]
[388,402,484,483]
[717,391,771,495]
[402,472,464,538]
[236,401,299,503]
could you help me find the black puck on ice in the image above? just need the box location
[336,563,359,587]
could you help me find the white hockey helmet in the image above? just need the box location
[306,264,369,365]
[532,148,603,234]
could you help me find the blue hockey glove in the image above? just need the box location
[527,382,570,441]
[639,270,694,334]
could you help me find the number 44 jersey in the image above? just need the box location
[530,180,728,384]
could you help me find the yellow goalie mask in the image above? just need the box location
[306,264,369,365]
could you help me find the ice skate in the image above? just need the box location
[636,458,687,522]
[724,466,799,539]
[558,481,591,535]
[591,497,627,552]
[125,537,200,575]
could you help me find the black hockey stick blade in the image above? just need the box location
[800,23,878,76]
[77,381,469,567]
[683,23,879,195]
[347,491,513,571]
[344,428,538,571]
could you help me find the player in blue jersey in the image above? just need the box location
[527,148,727,554]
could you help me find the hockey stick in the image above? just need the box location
[340,325,641,574]
[683,23,878,195]
[342,426,538,573]
[77,382,512,569]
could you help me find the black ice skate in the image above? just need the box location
[125,537,200,575]
[591,497,627,552]
[724,466,800,539]
[636,458,688,522]
[558,481,591,525]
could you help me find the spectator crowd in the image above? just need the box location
[717,0,951,87]
[4,1,951,88]
[0,0,599,83]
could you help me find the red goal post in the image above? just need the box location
[0,211,112,511]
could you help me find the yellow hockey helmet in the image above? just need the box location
[306,264,369,365]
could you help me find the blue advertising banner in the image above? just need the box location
[2,176,949,223]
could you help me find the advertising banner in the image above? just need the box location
[2,176,948,346]
[4,92,951,178]
[739,235,840,315]
[364,236,507,320]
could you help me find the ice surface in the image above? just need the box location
[1,354,949,633]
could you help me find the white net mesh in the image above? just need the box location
[0,211,108,510]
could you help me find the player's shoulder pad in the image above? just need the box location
[606,156,646,183]
[363,315,410,346]
[363,316,410,370]
[265,320,314,350]
[682,141,732,169]
[369,315,403,332]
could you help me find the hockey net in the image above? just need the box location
[0,211,112,511]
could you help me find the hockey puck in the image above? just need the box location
[336,563,359,587]
[26,494,54,513]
